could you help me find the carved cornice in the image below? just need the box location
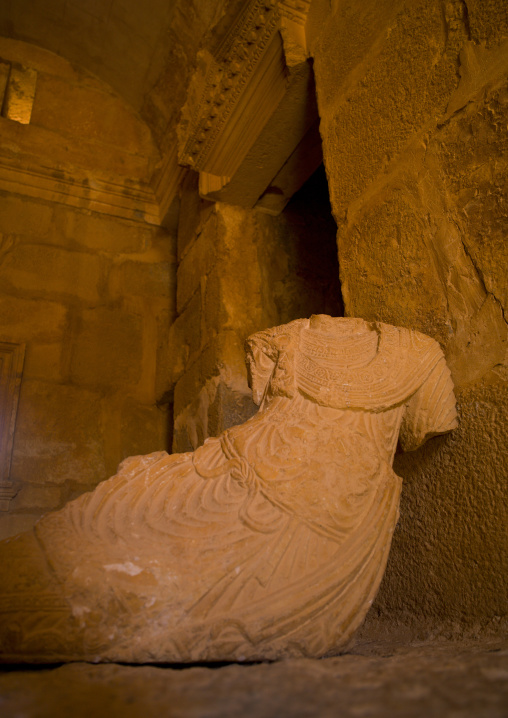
[177,0,317,214]
[178,0,282,172]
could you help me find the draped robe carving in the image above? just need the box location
[0,316,457,662]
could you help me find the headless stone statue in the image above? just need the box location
[0,316,457,662]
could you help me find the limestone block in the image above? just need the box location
[0,243,105,304]
[0,296,67,343]
[468,0,508,46]
[23,342,63,383]
[328,56,508,388]
[0,317,457,663]
[176,210,219,312]
[11,484,61,512]
[0,513,43,541]
[175,329,248,414]
[176,170,215,261]
[0,194,53,237]
[69,308,143,389]
[31,73,154,154]
[172,328,256,453]
[163,292,201,390]
[10,380,106,487]
[119,399,169,460]
[109,259,175,301]
[311,0,464,218]
[56,208,157,254]
[435,77,508,313]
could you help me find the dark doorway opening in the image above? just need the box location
[280,163,344,319]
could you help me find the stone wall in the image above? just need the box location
[0,193,175,539]
[309,0,508,635]
[169,167,342,452]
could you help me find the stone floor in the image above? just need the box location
[0,638,507,718]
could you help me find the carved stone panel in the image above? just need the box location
[0,341,25,510]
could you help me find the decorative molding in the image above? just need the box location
[0,341,25,511]
[178,0,281,173]
[0,155,161,226]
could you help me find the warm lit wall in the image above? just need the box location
[309,0,508,635]
[0,193,175,540]
[0,40,176,540]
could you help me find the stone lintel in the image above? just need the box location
[178,0,318,215]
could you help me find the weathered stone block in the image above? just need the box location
[171,325,260,452]
[10,380,106,487]
[0,243,105,304]
[23,342,63,383]
[372,378,508,633]
[0,513,43,541]
[120,399,169,460]
[337,181,451,340]
[312,0,462,217]
[11,484,61,511]
[70,307,143,389]
[55,208,159,254]
[0,296,67,342]
[32,73,154,153]
[109,259,175,301]
[468,0,508,46]
[176,210,219,312]
[164,291,201,388]
[433,80,508,313]
[177,170,215,261]
[0,194,53,238]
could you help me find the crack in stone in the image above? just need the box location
[455,224,508,326]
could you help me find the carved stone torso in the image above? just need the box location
[0,316,457,663]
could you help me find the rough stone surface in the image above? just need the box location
[0,242,106,304]
[69,307,144,389]
[368,376,508,635]
[9,380,106,488]
[0,639,506,718]
[311,0,508,638]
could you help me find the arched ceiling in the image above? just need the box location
[0,0,228,150]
